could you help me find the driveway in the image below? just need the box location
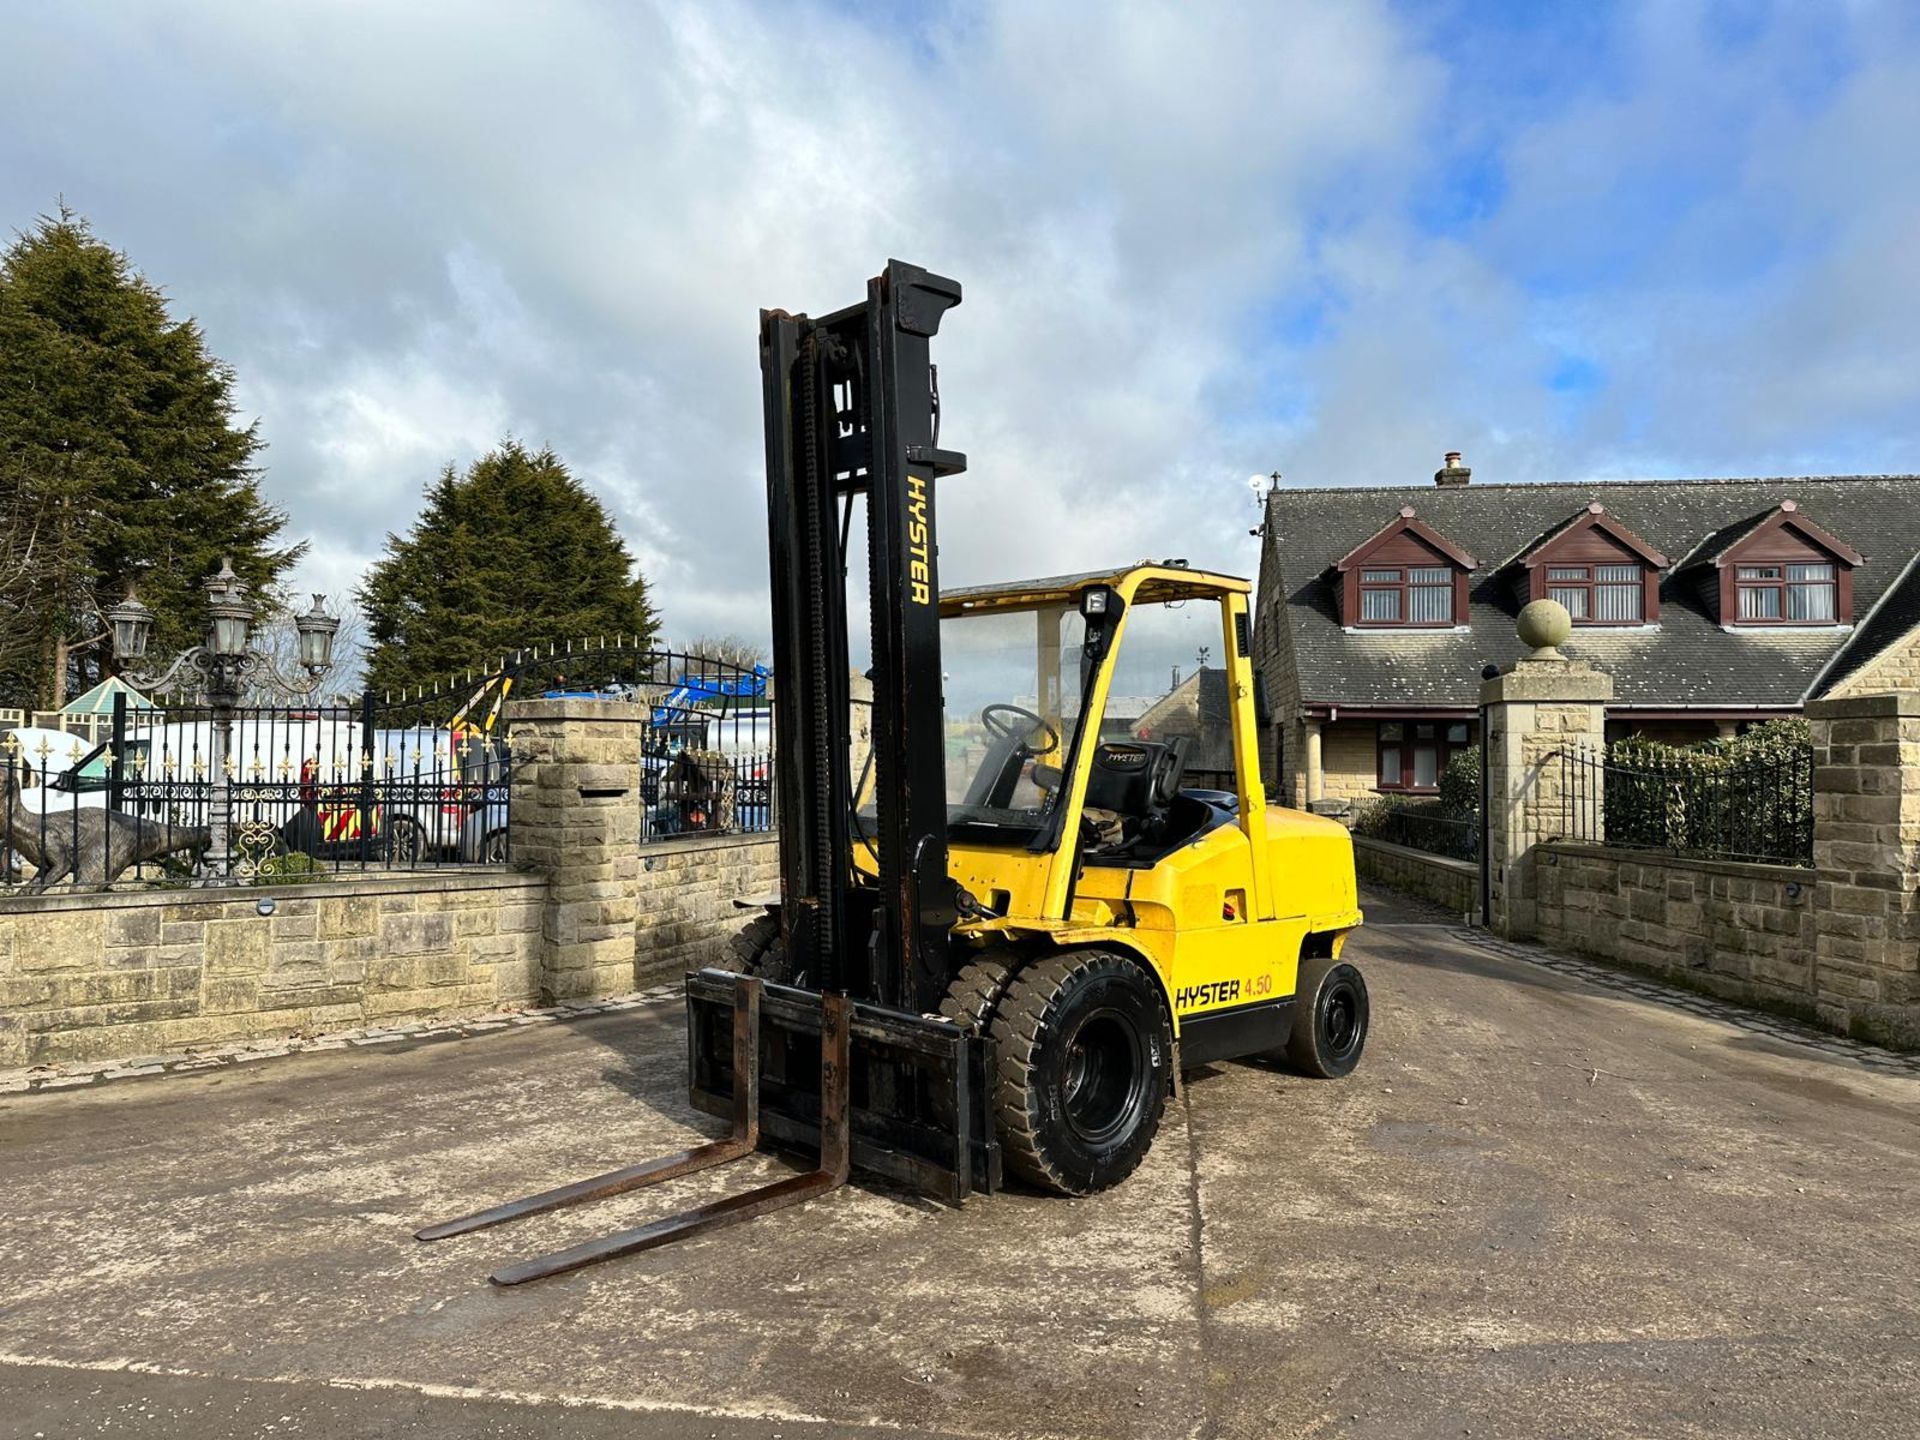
[3,888,1918,1438]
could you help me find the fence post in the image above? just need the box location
[1481,601,1612,938]
[358,690,377,869]
[505,695,644,1003]
[1805,691,1920,1046]
[109,689,127,813]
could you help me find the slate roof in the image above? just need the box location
[1811,552,1920,696]
[1262,474,1920,710]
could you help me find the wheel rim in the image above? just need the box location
[1319,978,1362,1059]
[1061,1007,1149,1145]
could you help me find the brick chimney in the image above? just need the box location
[1434,451,1471,487]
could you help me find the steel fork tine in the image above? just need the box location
[415,976,762,1242]
[487,992,852,1286]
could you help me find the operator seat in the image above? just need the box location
[1080,736,1196,857]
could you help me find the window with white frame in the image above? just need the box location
[1357,566,1454,626]
[1545,563,1643,623]
[1377,720,1472,791]
[1737,562,1836,622]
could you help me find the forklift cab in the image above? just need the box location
[923,563,1271,923]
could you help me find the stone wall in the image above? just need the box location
[1533,843,1819,1015]
[0,872,544,1067]
[1805,693,1920,1046]
[0,693,784,1070]
[1509,690,1920,1049]
[635,833,779,987]
[1317,720,1383,804]
[1825,622,1920,698]
[506,698,646,1002]
[1353,836,1479,917]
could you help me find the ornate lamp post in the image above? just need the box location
[108,559,338,879]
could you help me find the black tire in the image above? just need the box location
[388,815,427,866]
[1284,957,1369,1079]
[478,828,508,865]
[938,952,1022,1034]
[991,950,1172,1196]
[719,911,796,985]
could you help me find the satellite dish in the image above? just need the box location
[1247,474,1267,495]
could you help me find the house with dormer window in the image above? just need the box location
[1251,456,1920,807]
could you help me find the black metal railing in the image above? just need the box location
[1552,745,1814,865]
[1354,799,1479,861]
[1,644,787,894]
[376,642,776,845]
[1,693,513,894]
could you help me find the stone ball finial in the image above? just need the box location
[1517,598,1572,658]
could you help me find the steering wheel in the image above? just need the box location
[980,703,1060,754]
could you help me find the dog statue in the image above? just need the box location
[4,769,212,892]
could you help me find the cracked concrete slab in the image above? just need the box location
[3,890,1918,1438]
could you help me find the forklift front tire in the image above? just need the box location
[721,911,796,985]
[1284,957,1369,1079]
[992,950,1172,1195]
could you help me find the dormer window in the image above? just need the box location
[1514,503,1666,626]
[1359,565,1454,625]
[1712,502,1860,627]
[1335,507,1476,630]
[1735,562,1836,621]
[1547,563,1644,622]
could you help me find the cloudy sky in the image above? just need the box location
[4,0,1917,645]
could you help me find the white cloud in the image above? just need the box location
[3,0,1916,661]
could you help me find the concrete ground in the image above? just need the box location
[3,887,1918,1440]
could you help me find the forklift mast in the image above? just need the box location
[759,260,966,1013]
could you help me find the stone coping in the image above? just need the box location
[503,697,648,721]
[1538,839,1816,887]
[1804,691,1920,719]
[1352,834,1478,877]
[639,830,778,858]
[0,867,545,915]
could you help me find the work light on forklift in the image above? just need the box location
[1080,586,1117,618]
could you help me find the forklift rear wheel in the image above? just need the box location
[992,950,1171,1195]
[1284,957,1369,1079]
[721,912,796,985]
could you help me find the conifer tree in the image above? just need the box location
[0,207,300,708]
[359,441,659,696]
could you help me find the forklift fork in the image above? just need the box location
[416,976,853,1287]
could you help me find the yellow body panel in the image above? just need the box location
[954,805,1359,1035]
[903,563,1363,1043]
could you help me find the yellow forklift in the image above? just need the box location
[419,261,1366,1282]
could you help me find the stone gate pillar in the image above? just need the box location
[1805,692,1920,1046]
[504,697,643,1003]
[1482,601,1613,938]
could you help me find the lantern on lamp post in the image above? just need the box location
[107,558,340,883]
[104,589,155,666]
[295,593,340,677]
